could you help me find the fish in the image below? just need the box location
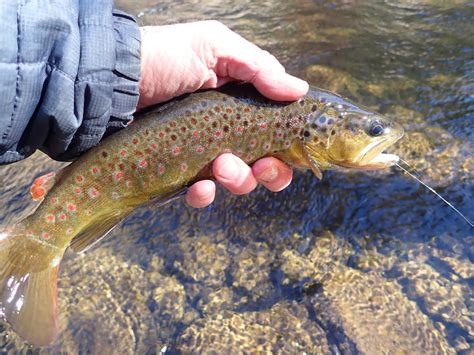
[0,84,404,346]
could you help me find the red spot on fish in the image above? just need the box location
[169,121,177,128]
[260,123,267,130]
[244,107,251,112]
[73,187,82,194]
[284,140,291,147]
[214,106,221,113]
[215,130,222,137]
[196,146,204,154]
[51,197,58,204]
[139,159,148,168]
[91,166,99,175]
[114,172,123,181]
[250,139,257,148]
[191,118,197,125]
[170,134,177,141]
[236,127,243,134]
[30,186,45,200]
[264,142,272,150]
[41,232,50,240]
[181,127,187,133]
[132,138,139,144]
[158,164,166,175]
[193,131,199,139]
[159,132,165,139]
[67,203,76,212]
[88,188,99,198]
[203,116,209,121]
[59,214,67,221]
[120,149,127,156]
[131,163,137,171]
[118,163,125,171]
[226,108,232,113]
[135,150,144,157]
[172,146,181,156]
[35,177,45,185]
[151,143,157,150]
[76,175,84,183]
[126,180,133,188]
[181,163,188,172]
[46,214,55,223]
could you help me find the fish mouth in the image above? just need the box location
[341,130,404,170]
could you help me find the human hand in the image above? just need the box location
[138,21,308,208]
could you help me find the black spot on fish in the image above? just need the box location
[311,123,318,129]
[171,134,177,141]
[331,130,336,136]
[101,151,108,158]
[212,121,218,128]
[304,130,311,137]
[243,121,249,127]
[311,104,318,112]
[299,99,305,106]
[236,114,241,120]
[327,118,335,125]
[223,125,229,133]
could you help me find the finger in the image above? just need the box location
[213,153,258,195]
[252,157,293,192]
[215,37,309,101]
[185,180,216,208]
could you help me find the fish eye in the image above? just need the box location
[368,122,385,137]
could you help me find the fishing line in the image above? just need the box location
[394,161,473,227]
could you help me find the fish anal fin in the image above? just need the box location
[29,172,56,201]
[70,210,128,254]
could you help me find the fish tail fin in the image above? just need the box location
[0,224,64,346]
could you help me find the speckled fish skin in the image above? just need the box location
[0,84,404,346]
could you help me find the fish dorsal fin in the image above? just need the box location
[70,210,130,254]
[29,172,57,201]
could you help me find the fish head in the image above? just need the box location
[301,90,404,171]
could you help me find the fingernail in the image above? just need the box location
[216,156,239,181]
[258,166,278,183]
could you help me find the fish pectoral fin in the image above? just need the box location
[69,210,130,254]
[302,146,323,180]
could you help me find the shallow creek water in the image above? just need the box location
[1,0,472,353]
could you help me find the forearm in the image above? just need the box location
[0,1,140,164]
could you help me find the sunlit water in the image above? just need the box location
[1,1,472,353]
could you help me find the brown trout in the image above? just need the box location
[0,84,403,345]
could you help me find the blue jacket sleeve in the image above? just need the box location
[0,1,141,164]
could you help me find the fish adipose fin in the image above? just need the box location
[0,226,64,346]
[70,210,129,254]
[29,172,56,201]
